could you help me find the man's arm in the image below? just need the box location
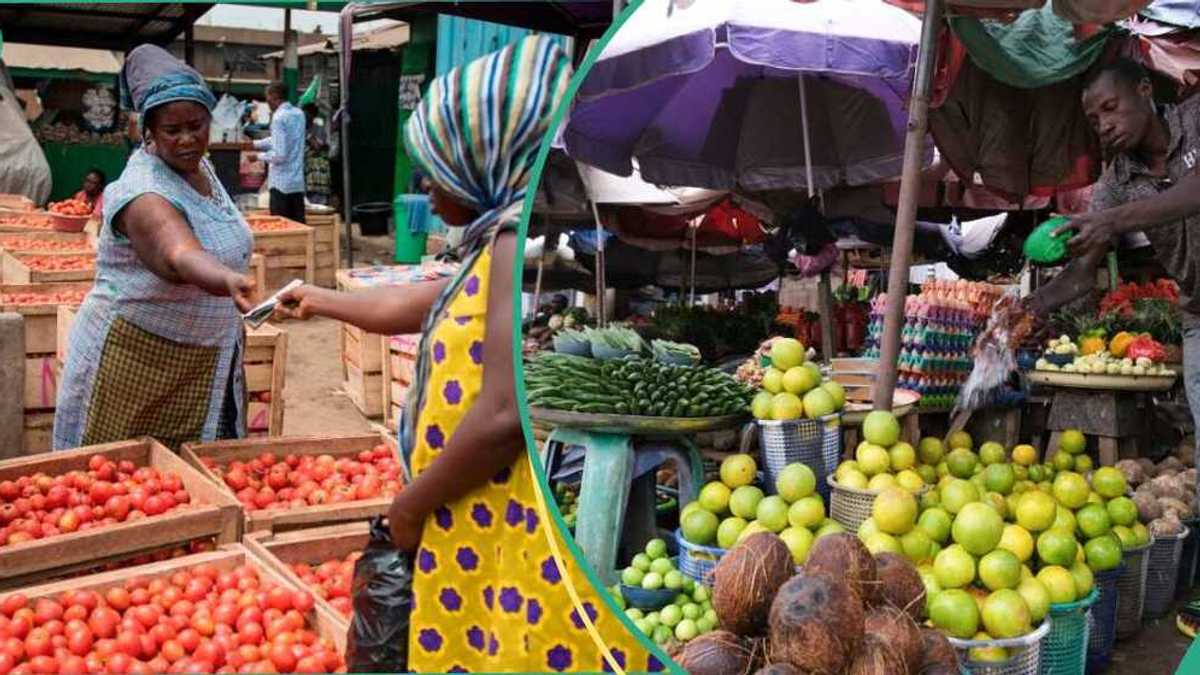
[1027,244,1106,315]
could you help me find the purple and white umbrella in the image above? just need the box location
[564,0,929,194]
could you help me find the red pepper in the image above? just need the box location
[1126,335,1167,362]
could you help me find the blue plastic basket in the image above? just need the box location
[1086,565,1124,673]
[674,528,725,585]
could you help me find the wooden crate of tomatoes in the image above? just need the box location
[0,251,95,284]
[180,433,401,534]
[0,544,347,674]
[0,232,92,257]
[0,283,92,456]
[243,522,369,630]
[0,438,243,590]
[244,215,315,293]
[245,323,288,437]
[244,208,340,288]
[0,212,53,234]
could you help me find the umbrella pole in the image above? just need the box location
[799,74,834,363]
[589,200,607,327]
[873,0,943,411]
[689,224,698,306]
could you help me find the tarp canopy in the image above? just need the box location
[886,0,1153,23]
[1,43,122,83]
[950,3,1114,87]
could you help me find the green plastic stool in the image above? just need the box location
[542,427,704,585]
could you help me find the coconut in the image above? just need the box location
[873,552,927,621]
[864,606,922,673]
[753,664,804,675]
[676,630,756,675]
[1159,497,1191,519]
[1151,514,1185,537]
[846,636,909,675]
[1151,474,1187,501]
[767,572,863,674]
[1115,459,1146,487]
[712,532,795,636]
[920,628,959,671]
[1160,456,1186,475]
[1138,457,1158,478]
[804,533,877,603]
[1135,491,1162,523]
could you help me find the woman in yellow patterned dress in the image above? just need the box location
[278,36,663,672]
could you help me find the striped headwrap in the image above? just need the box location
[403,34,572,255]
[397,35,571,473]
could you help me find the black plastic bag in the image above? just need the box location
[346,516,413,673]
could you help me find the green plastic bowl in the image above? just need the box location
[1024,215,1072,266]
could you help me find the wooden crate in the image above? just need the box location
[0,212,53,233]
[380,334,419,432]
[1,250,96,283]
[22,354,58,411]
[0,438,243,588]
[334,269,389,419]
[307,211,342,288]
[21,412,54,457]
[249,252,267,297]
[247,216,316,292]
[180,432,398,534]
[0,231,92,255]
[243,522,368,629]
[0,282,90,355]
[6,545,347,655]
[246,322,288,436]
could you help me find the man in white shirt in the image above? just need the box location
[245,81,306,223]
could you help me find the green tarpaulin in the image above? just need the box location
[950,3,1115,89]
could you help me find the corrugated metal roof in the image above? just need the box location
[0,3,211,51]
[261,22,409,59]
[1,43,122,76]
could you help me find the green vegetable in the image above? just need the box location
[524,352,753,418]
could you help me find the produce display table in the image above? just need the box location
[1033,375,1175,466]
[535,408,739,584]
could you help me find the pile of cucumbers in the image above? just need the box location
[525,352,753,418]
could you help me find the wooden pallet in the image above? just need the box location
[180,432,398,534]
[243,522,369,630]
[0,250,96,283]
[0,438,243,589]
[6,545,348,655]
[0,231,92,256]
[246,322,288,436]
[246,215,316,293]
[380,334,418,432]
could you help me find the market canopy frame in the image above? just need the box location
[347,1,613,41]
[0,3,213,52]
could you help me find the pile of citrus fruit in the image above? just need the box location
[748,338,846,421]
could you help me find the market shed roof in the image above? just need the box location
[1,43,122,77]
[0,3,212,52]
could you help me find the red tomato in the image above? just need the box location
[195,640,225,668]
[25,655,57,675]
[177,628,201,653]
[6,618,29,641]
[114,630,141,657]
[23,628,51,658]
[106,652,132,674]
[161,638,185,663]
[131,605,159,630]
[105,588,131,612]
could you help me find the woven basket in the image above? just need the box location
[1145,527,1188,619]
[827,476,929,532]
[947,618,1050,675]
[1115,542,1151,640]
[1042,589,1099,675]
[674,528,724,585]
[1085,565,1124,673]
[756,414,841,502]
[1179,517,1200,596]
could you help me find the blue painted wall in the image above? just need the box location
[435,15,569,76]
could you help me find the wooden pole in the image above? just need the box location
[873,0,943,411]
[183,25,194,66]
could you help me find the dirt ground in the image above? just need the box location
[278,236,1194,674]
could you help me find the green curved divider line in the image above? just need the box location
[510,1,685,672]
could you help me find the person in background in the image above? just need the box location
[73,168,106,214]
[54,44,256,451]
[302,103,331,206]
[274,36,661,671]
[245,81,305,223]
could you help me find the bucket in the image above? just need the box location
[393,194,434,264]
[1085,565,1123,673]
[352,201,391,236]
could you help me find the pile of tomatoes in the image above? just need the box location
[200,448,401,513]
[0,216,52,231]
[0,455,194,548]
[0,238,89,254]
[288,553,359,619]
[48,199,92,217]
[0,562,343,674]
[244,217,303,233]
[18,255,94,272]
[0,291,89,307]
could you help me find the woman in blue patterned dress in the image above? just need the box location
[54,45,256,451]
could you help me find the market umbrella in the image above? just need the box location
[563,0,927,194]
